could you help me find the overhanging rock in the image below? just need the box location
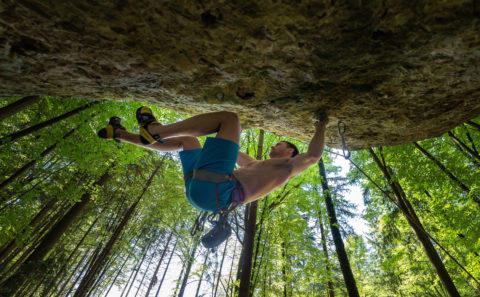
[1,0,479,149]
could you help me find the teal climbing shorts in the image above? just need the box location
[179,137,242,212]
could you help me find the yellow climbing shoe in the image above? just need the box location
[97,116,125,143]
[136,106,164,145]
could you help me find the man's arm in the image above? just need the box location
[289,119,328,176]
[237,151,256,167]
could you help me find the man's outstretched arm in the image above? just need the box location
[289,119,329,176]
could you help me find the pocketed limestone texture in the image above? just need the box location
[1,0,479,149]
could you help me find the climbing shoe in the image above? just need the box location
[136,106,164,145]
[201,215,232,249]
[97,116,125,143]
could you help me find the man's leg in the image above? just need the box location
[147,111,241,144]
[117,130,202,151]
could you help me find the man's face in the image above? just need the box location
[269,141,293,158]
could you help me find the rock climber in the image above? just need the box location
[98,107,329,213]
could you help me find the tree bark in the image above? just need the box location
[0,128,76,191]
[178,234,202,297]
[73,165,160,297]
[0,199,71,277]
[463,127,478,154]
[103,236,141,297]
[228,240,240,297]
[144,230,174,297]
[122,237,155,297]
[369,148,461,297]
[466,120,480,132]
[0,96,40,121]
[214,238,229,297]
[66,246,103,297]
[133,240,160,297]
[0,198,57,272]
[1,101,98,144]
[54,249,90,297]
[173,260,187,297]
[448,131,480,162]
[413,142,480,208]
[40,215,101,297]
[281,241,288,297]
[194,251,209,297]
[0,169,110,297]
[154,238,178,297]
[317,203,335,297]
[251,198,268,289]
[236,129,264,297]
[318,158,360,297]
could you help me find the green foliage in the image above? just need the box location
[1,96,478,296]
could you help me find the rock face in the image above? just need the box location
[1,0,479,149]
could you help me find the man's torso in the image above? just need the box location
[233,158,294,203]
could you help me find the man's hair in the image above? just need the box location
[281,141,299,158]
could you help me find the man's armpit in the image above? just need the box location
[289,154,317,175]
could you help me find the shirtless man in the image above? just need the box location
[98,107,328,212]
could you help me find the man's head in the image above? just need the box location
[269,141,299,158]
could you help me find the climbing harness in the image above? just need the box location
[186,169,244,249]
[183,169,234,184]
[337,121,351,160]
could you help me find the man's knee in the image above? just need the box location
[218,111,240,126]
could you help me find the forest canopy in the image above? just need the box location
[0,96,479,297]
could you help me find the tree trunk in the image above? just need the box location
[0,128,76,191]
[237,202,258,297]
[318,203,335,297]
[194,251,209,297]
[413,142,480,208]
[0,198,57,272]
[251,198,269,289]
[40,215,101,297]
[0,96,40,121]
[1,101,98,144]
[237,129,264,297]
[154,238,178,297]
[104,236,142,297]
[0,198,71,277]
[173,261,187,297]
[122,237,155,297]
[145,231,174,297]
[214,238,229,297]
[463,127,478,154]
[318,158,360,297]
[227,241,238,297]
[134,240,160,297]
[0,169,110,297]
[448,131,480,162]
[369,148,461,297]
[282,241,288,297]
[178,233,202,297]
[466,120,480,132]
[55,250,89,297]
[66,246,103,297]
[73,165,160,297]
